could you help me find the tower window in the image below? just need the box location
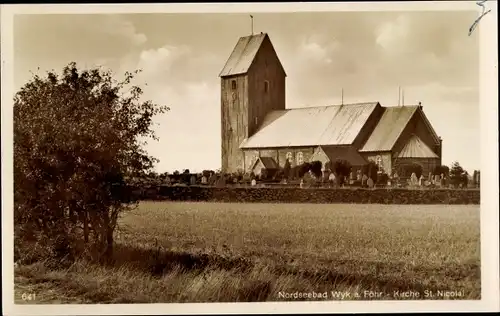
[231,80,237,90]
[264,80,269,93]
[254,117,258,125]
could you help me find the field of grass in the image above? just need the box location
[14,201,480,303]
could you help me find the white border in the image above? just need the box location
[2,2,498,315]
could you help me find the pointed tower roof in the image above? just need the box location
[219,33,286,77]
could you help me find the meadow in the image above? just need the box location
[15,201,480,303]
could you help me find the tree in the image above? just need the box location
[181,169,191,185]
[449,161,466,188]
[283,159,291,180]
[297,162,311,178]
[334,159,352,186]
[14,62,168,263]
[472,170,480,188]
[433,165,450,177]
[309,160,323,178]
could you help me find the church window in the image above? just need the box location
[286,152,293,164]
[296,152,304,166]
[264,80,269,93]
[231,80,237,90]
[255,117,258,125]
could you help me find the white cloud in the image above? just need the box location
[136,45,191,80]
[96,15,147,46]
[297,35,339,65]
[375,15,410,53]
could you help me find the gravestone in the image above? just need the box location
[367,177,374,188]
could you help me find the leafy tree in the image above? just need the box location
[449,161,468,188]
[433,165,450,176]
[333,159,352,186]
[14,62,168,263]
[297,162,311,178]
[309,160,323,178]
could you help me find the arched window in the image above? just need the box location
[296,152,304,166]
[264,80,269,93]
[286,152,293,164]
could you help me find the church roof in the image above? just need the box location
[359,105,419,152]
[239,102,380,149]
[219,33,267,77]
[397,134,439,158]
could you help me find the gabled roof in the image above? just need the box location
[416,106,441,144]
[240,102,380,149]
[398,134,439,158]
[320,146,367,166]
[251,157,279,170]
[219,33,267,77]
[359,105,419,152]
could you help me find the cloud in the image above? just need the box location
[135,45,191,81]
[101,15,147,46]
[297,35,339,65]
[375,15,410,54]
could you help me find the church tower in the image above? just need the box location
[219,33,287,173]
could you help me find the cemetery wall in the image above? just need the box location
[128,186,480,205]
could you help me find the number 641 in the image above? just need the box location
[21,293,36,301]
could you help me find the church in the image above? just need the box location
[219,33,442,177]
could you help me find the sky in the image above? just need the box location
[13,11,480,174]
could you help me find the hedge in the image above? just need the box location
[126,186,480,205]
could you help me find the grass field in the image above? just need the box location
[14,201,480,303]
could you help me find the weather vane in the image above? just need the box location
[469,0,491,36]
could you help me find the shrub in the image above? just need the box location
[309,160,323,178]
[334,159,352,186]
[297,163,311,178]
[449,161,467,188]
[433,165,450,176]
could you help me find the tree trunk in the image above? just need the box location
[105,226,114,260]
[83,211,89,243]
[103,211,114,261]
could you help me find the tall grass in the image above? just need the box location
[15,202,480,303]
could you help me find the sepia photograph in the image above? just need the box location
[1,2,498,315]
